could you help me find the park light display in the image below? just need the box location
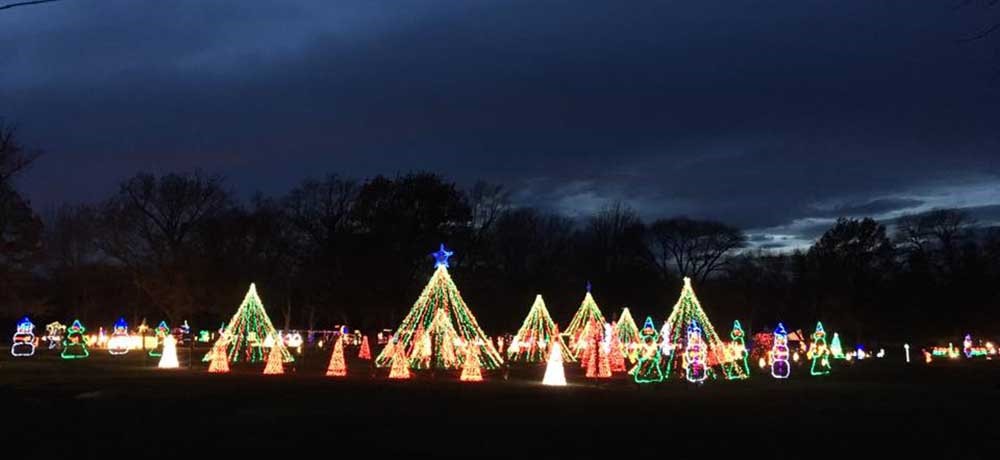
[684,320,708,383]
[108,317,130,356]
[148,321,170,357]
[203,283,293,364]
[326,335,347,377]
[158,335,180,369]
[633,317,664,384]
[460,344,484,382]
[375,244,502,371]
[614,308,640,361]
[807,322,831,376]
[770,323,790,379]
[263,343,285,375]
[61,320,89,359]
[542,340,567,386]
[508,295,573,364]
[358,335,372,360]
[11,316,36,357]
[563,282,607,357]
[662,277,745,380]
[725,320,749,380]
[208,339,230,373]
[830,332,845,359]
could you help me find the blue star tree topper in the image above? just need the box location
[432,243,454,268]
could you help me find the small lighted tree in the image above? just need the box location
[614,308,640,362]
[460,345,483,382]
[542,340,568,386]
[388,342,411,380]
[808,322,832,376]
[208,338,230,373]
[724,320,749,380]
[61,320,89,360]
[564,282,607,352]
[609,330,627,373]
[326,335,347,377]
[358,335,372,360]
[633,317,664,384]
[830,332,845,359]
[148,321,169,357]
[158,335,180,369]
[263,342,285,375]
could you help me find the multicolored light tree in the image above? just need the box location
[61,320,89,359]
[203,283,293,364]
[508,295,573,364]
[808,322,832,376]
[614,308,640,361]
[326,335,347,377]
[662,277,744,380]
[263,343,285,375]
[388,342,411,380]
[11,316,36,357]
[564,282,607,354]
[633,317,664,384]
[375,245,502,370]
[460,345,483,382]
[725,320,749,380]
[542,341,567,386]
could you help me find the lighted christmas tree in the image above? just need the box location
[148,321,169,357]
[808,322,832,376]
[725,320,749,380]
[420,308,460,369]
[158,335,180,369]
[633,317,664,383]
[564,282,607,354]
[542,340,568,386]
[263,342,285,375]
[375,244,502,370]
[11,316,36,357]
[460,344,483,382]
[208,338,230,373]
[61,320,89,360]
[830,332,845,359]
[508,295,574,364]
[609,329,627,373]
[597,340,612,378]
[684,321,708,383]
[107,317,130,356]
[614,308,640,361]
[388,342,411,380]
[358,335,372,360]
[662,277,744,380]
[771,323,790,379]
[326,335,347,377]
[203,283,293,364]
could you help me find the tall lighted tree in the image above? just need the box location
[564,282,607,352]
[662,277,744,380]
[326,335,347,377]
[375,245,502,370]
[725,320,749,380]
[614,308,640,361]
[61,320,89,360]
[202,283,293,364]
[633,317,664,384]
[508,295,573,364]
[808,322,832,376]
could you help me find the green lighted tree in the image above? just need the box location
[662,277,745,380]
[508,295,574,364]
[202,283,293,364]
[564,282,606,355]
[808,322,832,376]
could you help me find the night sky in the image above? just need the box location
[2,1,998,250]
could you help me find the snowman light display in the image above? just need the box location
[770,323,791,379]
[684,320,708,383]
[11,316,37,357]
[108,317,131,355]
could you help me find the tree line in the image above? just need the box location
[2,122,998,344]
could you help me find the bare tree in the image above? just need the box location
[0,119,41,185]
[648,217,747,284]
[895,208,974,272]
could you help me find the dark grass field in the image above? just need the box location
[3,346,999,457]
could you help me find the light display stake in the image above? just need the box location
[563,283,607,356]
[148,321,169,357]
[508,295,574,364]
[662,277,744,380]
[542,340,567,386]
[685,321,708,383]
[203,283,294,364]
[358,336,371,360]
[375,244,502,370]
[108,317,130,355]
[263,343,285,375]
[770,323,790,379]
[904,344,910,363]
[460,344,484,382]
[807,322,831,376]
[829,332,844,359]
[326,335,347,377]
[633,316,664,384]
[158,335,180,369]
[208,339,230,373]
[725,320,749,380]
[614,308,640,362]
[388,342,411,380]
[11,316,36,357]
[61,320,89,359]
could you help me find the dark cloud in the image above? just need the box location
[2,0,998,250]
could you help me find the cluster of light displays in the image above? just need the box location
[725,320,749,380]
[930,344,960,358]
[662,277,746,381]
[684,321,708,383]
[508,295,573,364]
[208,338,230,373]
[61,320,89,359]
[542,341,567,386]
[158,335,179,369]
[633,317,664,384]
[807,322,832,376]
[203,284,293,364]
[148,321,169,357]
[563,282,607,355]
[358,336,371,360]
[108,317,130,356]
[460,345,483,382]
[326,335,347,377]
[770,323,790,379]
[613,308,640,362]
[374,245,502,371]
[263,342,285,375]
[11,316,36,357]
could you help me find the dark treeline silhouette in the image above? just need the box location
[1,126,998,344]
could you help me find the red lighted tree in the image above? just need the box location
[358,336,371,360]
